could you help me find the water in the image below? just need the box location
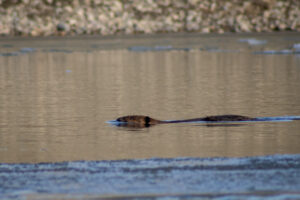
[1,155,300,200]
[0,33,300,199]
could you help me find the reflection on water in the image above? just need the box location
[0,34,300,163]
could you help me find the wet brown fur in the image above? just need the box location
[116,115,255,127]
[116,115,162,127]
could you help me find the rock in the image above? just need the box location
[56,23,66,31]
[0,0,299,36]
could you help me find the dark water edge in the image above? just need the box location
[1,154,300,200]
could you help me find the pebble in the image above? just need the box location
[0,0,299,36]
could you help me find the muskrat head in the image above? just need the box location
[116,115,160,127]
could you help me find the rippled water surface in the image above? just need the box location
[0,34,300,200]
[1,33,300,163]
[1,154,300,200]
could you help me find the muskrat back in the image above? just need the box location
[116,115,162,126]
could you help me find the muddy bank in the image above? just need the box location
[0,0,299,36]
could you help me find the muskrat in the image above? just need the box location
[116,115,255,127]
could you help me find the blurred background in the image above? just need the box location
[0,0,299,36]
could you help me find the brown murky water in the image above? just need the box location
[0,33,300,163]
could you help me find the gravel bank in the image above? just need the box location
[0,0,299,36]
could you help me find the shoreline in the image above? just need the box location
[0,31,299,41]
[0,0,299,37]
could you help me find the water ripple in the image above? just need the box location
[1,154,300,199]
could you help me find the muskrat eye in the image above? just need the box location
[145,116,150,124]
